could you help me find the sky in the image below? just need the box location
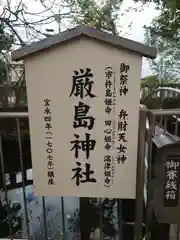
[1,0,159,77]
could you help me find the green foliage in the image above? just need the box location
[145,10,180,42]
[142,75,159,87]
[66,0,122,35]
[129,0,180,81]
[143,13,180,80]
[0,26,13,51]
[132,0,180,41]
[69,198,117,239]
[133,0,180,10]
[0,61,7,84]
[141,76,180,95]
[141,75,180,109]
[0,24,13,84]
[0,200,22,238]
[125,0,180,81]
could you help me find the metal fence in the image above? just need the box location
[0,112,126,240]
[1,86,180,240]
[0,113,83,240]
[0,110,151,240]
[141,84,180,100]
[141,87,180,240]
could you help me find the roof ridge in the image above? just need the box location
[11,25,157,61]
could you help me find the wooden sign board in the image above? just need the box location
[154,145,180,223]
[12,26,156,198]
